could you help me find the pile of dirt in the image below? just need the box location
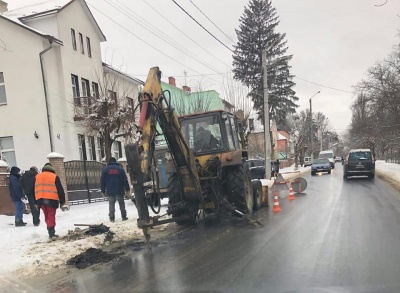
[60,224,114,243]
[66,248,121,269]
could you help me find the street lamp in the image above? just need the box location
[309,91,321,159]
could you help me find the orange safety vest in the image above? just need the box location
[35,172,59,201]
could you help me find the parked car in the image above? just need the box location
[246,159,265,180]
[303,156,312,167]
[311,158,332,176]
[343,149,375,180]
[318,150,335,169]
[246,158,280,179]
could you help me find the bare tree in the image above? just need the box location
[347,47,400,160]
[79,67,140,162]
[222,74,252,146]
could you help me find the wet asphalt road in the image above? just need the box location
[31,165,400,292]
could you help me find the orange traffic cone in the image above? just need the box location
[272,191,282,212]
[288,184,295,201]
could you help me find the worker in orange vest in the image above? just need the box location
[34,163,65,239]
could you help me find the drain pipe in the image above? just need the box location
[40,39,54,152]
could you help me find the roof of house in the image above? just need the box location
[278,130,290,140]
[0,14,63,44]
[102,63,144,85]
[1,0,106,42]
[4,0,72,18]
[278,133,287,140]
[161,82,225,115]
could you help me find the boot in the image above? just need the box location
[48,227,59,239]
[121,211,128,221]
[15,220,27,227]
[109,212,115,223]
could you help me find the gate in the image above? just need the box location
[64,160,106,204]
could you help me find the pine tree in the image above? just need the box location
[233,0,298,126]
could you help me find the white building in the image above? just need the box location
[0,0,143,170]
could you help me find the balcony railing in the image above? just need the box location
[74,96,91,121]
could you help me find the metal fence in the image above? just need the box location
[64,160,106,204]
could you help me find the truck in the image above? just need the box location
[125,67,264,242]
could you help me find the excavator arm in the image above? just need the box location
[125,67,202,238]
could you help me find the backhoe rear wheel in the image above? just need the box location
[225,165,253,214]
[167,173,198,225]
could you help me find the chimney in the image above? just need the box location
[168,77,176,87]
[0,1,8,13]
[182,86,191,93]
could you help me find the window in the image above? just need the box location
[86,37,92,58]
[0,72,7,105]
[230,116,240,149]
[81,78,90,97]
[97,137,104,161]
[113,141,122,159]
[92,82,99,99]
[71,29,76,50]
[87,136,96,161]
[126,97,135,119]
[180,115,223,153]
[78,134,85,160]
[108,90,117,103]
[0,137,16,167]
[225,118,235,150]
[71,74,80,99]
[79,33,84,54]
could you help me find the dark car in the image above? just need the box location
[343,149,375,180]
[246,159,265,180]
[311,158,332,176]
[246,158,280,179]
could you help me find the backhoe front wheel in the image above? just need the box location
[225,165,253,214]
[167,173,198,225]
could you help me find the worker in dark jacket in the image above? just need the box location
[34,163,65,239]
[8,166,27,226]
[21,166,40,226]
[101,157,130,222]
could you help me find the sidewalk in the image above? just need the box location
[0,200,167,280]
[375,160,400,191]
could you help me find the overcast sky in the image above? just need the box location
[8,0,400,134]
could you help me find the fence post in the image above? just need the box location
[47,152,69,207]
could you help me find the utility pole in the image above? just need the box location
[309,98,313,158]
[262,51,271,179]
[309,91,320,159]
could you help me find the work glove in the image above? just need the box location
[34,204,39,211]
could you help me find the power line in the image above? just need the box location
[88,3,221,85]
[187,0,235,43]
[294,76,355,94]
[170,0,234,53]
[105,0,222,74]
[142,0,230,68]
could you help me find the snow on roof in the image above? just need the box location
[2,0,105,42]
[4,0,72,18]
[278,133,287,140]
[0,160,8,167]
[102,63,145,85]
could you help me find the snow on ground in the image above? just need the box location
[0,199,168,280]
[375,160,400,190]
